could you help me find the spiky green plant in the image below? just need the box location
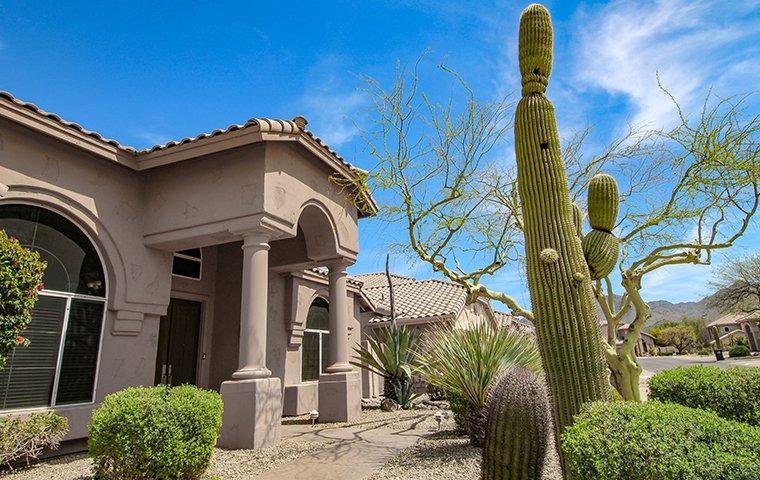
[582,173,620,280]
[482,367,553,480]
[512,3,611,447]
[418,322,542,446]
[352,324,422,409]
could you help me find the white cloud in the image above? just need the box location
[134,131,173,148]
[572,0,760,128]
[296,55,367,148]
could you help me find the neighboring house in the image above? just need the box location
[600,321,656,356]
[0,91,377,451]
[708,312,760,351]
[352,273,533,397]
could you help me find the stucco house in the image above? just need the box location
[708,312,760,351]
[600,321,656,356]
[352,272,533,397]
[0,91,377,451]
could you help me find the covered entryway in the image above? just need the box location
[154,298,203,386]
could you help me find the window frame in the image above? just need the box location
[172,249,203,281]
[301,297,330,383]
[0,203,108,412]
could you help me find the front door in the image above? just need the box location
[154,298,202,386]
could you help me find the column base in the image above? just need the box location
[318,370,361,423]
[218,377,282,450]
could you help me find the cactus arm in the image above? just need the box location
[513,3,611,442]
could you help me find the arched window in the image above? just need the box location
[301,297,330,381]
[0,204,107,410]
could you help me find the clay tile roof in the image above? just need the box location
[350,272,416,289]
[362,278,467,324]
[0,90,377,215]
[309,267,364,287]
[0,91,137,154]
[708,311,758,327]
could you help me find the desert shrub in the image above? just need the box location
[730,344,751,358]
[0,412,68,469]
[89,385,223,480]
[445,389,469,434]
[0,230,46,368]
[649,366,760,425]
[562,401,760,480]
[417,322,542,446]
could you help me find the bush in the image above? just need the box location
[417,322,541,445]
[730,344,751,358]
[649,366,760,425]
[0,413,68,469]
[89,385,223,480]
[561,401,760,480]
[0,230,46,368]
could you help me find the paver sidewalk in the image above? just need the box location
[256,418,431,480]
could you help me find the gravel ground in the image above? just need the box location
[368,420,563,480]
[4,438,335,480]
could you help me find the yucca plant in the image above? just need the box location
[352,324,423,409]
[418,321,542,446]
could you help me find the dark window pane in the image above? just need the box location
[321,333,330,374]
[55,299,104,405]
[176,248,201,260]
[305,299,329,331]
[0,296,66,409]
[0,205,105,296]
[302,332,320,381]
[172,256,201,279]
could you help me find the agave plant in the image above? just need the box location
[352,324,423,409]
[417,321,542,446]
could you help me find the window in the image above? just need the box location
[301,298,330,381]
[172,248,202,280]
[0,205,106,410]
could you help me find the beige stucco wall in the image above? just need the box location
[0,116,367,440]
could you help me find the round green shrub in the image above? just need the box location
[561,401,760,480]
[730,345,751,358]
[649,366,760,425]
[0,230,46,369]
[89,385,223,480]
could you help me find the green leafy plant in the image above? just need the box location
[352,324,422,409]
[649,366,760,425]
[653,325,698,353]
[730,344,751,358]
[1,413,68,470]
[418,322,542,446]
[0,230,46,369]
[561,401,760,480]
[89,385,222,480]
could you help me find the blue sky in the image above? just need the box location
[1,0,758,306]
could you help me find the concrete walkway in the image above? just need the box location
[256,416,431,480]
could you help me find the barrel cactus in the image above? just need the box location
[582,173,620,279]
[513,2,611,443]
[481,367,553,480]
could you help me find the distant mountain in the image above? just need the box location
[596,293,724,329]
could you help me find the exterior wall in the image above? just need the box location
[0,119,173,442]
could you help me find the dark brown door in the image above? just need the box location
[154,298,202,386]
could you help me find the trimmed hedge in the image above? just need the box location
[649,366,760,425]
[730,345,751,358]
[1,412,68,468]
[89,385,223,480]
[561,401,760,480]
[0,230,46,368]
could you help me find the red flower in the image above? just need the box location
[16,336,25,345]
[36,283,44,292]
[9,235,16,242]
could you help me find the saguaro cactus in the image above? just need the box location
[481,367,553,480]
[582,173,620,280]
[513,2,611,441]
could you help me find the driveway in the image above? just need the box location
[638,354,760,375]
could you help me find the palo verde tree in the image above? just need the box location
[359,8,759,407]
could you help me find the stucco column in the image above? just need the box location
[233,232,272,379]
[326,259,353,373]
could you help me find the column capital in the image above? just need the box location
[241,232,271,251]
[326,258,353,274]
